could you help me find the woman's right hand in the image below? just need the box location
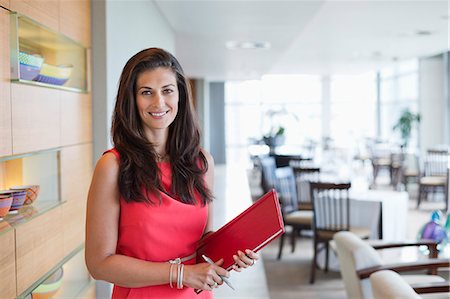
[183,259,229,291]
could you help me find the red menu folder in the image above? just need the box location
[196,189,285,269]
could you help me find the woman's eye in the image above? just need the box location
[163,89,173,94]
[141,90,152,95]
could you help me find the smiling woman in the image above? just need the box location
[85,48,258,299]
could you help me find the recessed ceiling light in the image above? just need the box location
[415,30,433,36]
[225,41,271,50]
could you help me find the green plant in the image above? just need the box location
[392,109,420,147]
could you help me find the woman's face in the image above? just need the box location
[135,67,179,138]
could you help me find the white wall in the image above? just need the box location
[419,54,445,157]
[92,0,175,161]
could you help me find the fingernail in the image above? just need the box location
[245,249,251,254]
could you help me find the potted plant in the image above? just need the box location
[392,109,420,148]
[263,126,285,148]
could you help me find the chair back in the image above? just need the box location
[275,167,298,215]
[293,167,320,210]
[260,156,277,193]
[310,182,351,234]
[424,149,449,177]
[334,231,383,299]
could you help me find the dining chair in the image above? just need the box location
[259,156,278,193]
[334,231,450,299]
[370,270,450,299]
[417,149,449,210]
[273,154,311,168]
[400,152,420,192]
[275,166,313,260]
[369,143,392,186]
[292,166,320,211]
[309,182,371,284]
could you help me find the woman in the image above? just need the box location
[85,48,258,298]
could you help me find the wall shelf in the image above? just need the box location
[10,13,89,93]
[0,149,61,237]
[16,245,92,299]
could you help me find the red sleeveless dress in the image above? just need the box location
[106,149,213,299]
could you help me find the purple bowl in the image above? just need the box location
[33,74,68,86]
[20,63,41,81]
[9,191,26,211]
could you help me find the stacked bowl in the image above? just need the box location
[0,194,13,220]
[18,52,44,81]
[33,63,73,86]
[10,185,40,205]
[0,190,26,213]
[31,267,64,299]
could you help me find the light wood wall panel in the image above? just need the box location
[59,0,91,47]
[62,199,86,256]
[10,0,59,31]
[60,91,92,146]
[11,84,60,154]
[0,0,10,10]
[0,227,16,299]
[60,143,93,203]
[15,206,64,295]
[0,9,12,157]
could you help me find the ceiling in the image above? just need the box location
[154,0,449,80]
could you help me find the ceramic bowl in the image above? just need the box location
[10,185,40,205]
[37,63,73,77]
[0,190,27,212]
[32,267,63,299]
[18,52,44,81]
[0,195,13,218]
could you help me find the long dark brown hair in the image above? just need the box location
[111,48,212,205]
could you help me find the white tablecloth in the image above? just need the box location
[349,189,409,241]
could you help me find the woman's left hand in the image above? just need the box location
[231,249,259,272]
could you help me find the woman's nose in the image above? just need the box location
[152,93,164,107]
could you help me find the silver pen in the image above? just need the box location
[201,254,235,291]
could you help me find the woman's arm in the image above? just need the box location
[85,152,228,290]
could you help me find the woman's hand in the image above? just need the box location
[231,249,259,272]
[183,259,229,291]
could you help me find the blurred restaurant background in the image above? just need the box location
[0,0,449,298]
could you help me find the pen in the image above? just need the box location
[201,254,235,291]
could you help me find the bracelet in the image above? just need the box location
[177,264,184,289]
[169,263,175,288]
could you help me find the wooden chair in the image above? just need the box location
[292,166,320,211]
[417,149,449,210]
[309,182,371,284]
[259,156,277,193]
[272,154,311,168]
[400,153,420,191]
[275,167,313,260]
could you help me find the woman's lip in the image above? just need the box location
[148,111,168,117]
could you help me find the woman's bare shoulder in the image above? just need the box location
[200,148,214,166]
[93,152,120,182]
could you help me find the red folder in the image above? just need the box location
[196,189,285,269]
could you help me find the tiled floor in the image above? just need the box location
[212,163,449,299]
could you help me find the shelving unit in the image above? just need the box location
[10,13,88,93]
[0,3,94,298]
